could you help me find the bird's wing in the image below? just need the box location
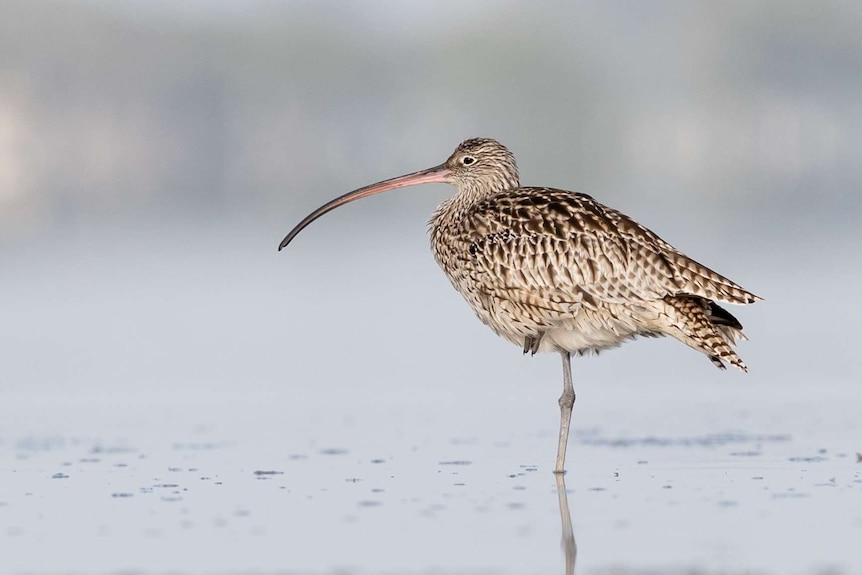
[462,188,758,310]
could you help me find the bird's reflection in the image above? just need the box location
[556,473,577,575]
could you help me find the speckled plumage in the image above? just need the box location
[429,138,759,371]
[279,137,761,472]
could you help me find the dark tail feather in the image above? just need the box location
[708,302,743,330]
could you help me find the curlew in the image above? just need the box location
[279,138,760,474]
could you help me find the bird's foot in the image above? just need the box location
[522,332,545,356]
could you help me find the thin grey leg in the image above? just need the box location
[554,351,575,474]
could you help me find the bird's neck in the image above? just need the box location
[429,179,516,234]
[455,175,519,206]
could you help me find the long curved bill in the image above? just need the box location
[278,164,451,251]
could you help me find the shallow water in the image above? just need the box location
[2,382,859,575]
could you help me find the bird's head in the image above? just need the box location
[442,138,520,196]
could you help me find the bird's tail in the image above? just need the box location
[658,295,749,372]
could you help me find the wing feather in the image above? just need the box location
[462,188,758,311]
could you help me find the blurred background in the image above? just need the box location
[2,2,862,573]
[1,0,859,405]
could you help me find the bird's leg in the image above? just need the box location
[554,351,576,474]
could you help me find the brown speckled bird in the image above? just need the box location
[279,138,761,473]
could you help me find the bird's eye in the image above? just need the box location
[461,156,475,166]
